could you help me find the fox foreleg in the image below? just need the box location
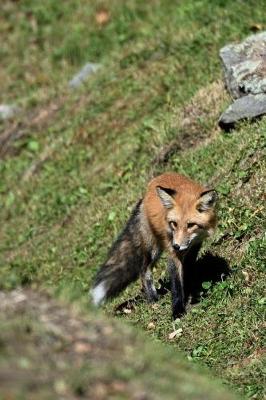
[168,257,185,319]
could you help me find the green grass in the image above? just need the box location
[0,0,265,399]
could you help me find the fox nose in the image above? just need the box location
[173,243,180,252]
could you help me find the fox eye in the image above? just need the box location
[187,222,198,229]
[169,221,177,229]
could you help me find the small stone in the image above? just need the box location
[54,379,67,395]
[218,93,266,130]
[74,341,91,354]
[147,322,155,330]
[0,104,20,120]
[68,62,101,89]
[18,357,31,369]
[123,308,132,314]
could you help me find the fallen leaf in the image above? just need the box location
[242,270,250,283]
[95,10,110,26]
[168,328,183,340]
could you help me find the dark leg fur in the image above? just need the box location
[141,264,159,302]
[168,258,185,319]
[183,243,202,303]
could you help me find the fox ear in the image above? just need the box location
[197,189,217,212]
[156,186,176,209]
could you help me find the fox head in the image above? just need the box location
[156,185,217,254]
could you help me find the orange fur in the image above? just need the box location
[143,172,217,252]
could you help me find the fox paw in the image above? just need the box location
[143,287,159,303]
[172,300,185,319]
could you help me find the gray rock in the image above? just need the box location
[68,62,101,89]
[220,31,266,99]
[218,93,266,130]
[0,104,20,120]
[219,32,266,130]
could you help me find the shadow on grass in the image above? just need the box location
[115,252,230,314]
[184,252,231,304]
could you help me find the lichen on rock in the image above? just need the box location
[219,31,266,130]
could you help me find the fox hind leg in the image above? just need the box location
[141,250,161,302]
[141,267,159,302]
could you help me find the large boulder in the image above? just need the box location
[219,31,266,130]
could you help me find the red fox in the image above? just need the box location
[91,172,217,319]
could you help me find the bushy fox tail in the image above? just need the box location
[91,200,145,305]
[91,253,142,305]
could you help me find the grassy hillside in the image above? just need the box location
[0,289,239,400]
[0,1,265,399]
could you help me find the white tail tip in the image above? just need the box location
[91,282,106,306]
